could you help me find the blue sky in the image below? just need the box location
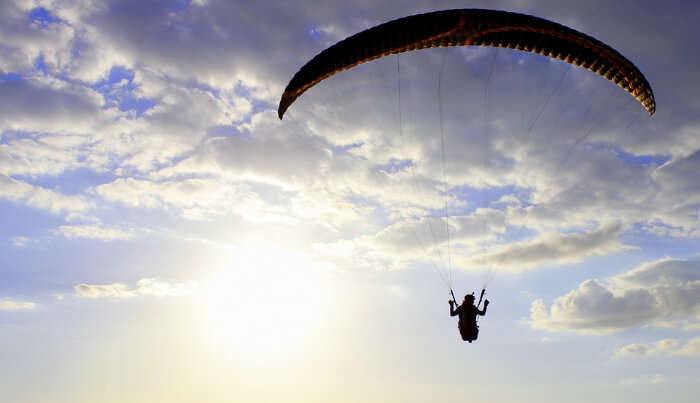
[1,1,699,402]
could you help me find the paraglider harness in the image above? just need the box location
[451,288,486,343]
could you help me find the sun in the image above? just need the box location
[199,243,329,359]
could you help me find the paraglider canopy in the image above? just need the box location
[278,8,655,119]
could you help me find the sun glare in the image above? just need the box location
[200,244,329,359]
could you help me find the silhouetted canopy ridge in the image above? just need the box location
[278,9,655,119]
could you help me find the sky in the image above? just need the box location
[1,0,699,402]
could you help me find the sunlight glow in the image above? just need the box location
[200,243,329,359]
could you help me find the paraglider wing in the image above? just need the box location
[278,9,655,119]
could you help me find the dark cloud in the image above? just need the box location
[0,78,103,133]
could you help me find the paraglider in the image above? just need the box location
[278,8,655,119]
[278,9,655,343]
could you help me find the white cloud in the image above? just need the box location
[10,236,29,247]
[74,278,197,298]
[374,208,506,255]
[619,373,667,386]
[529,258,700,334]
[0,134,94,177]
[614,257,700,287]
[74,283,133,298]
[0,0,75,74]
[312,208,508,272]
[55,224,135,241]
[650,374,667,385]
[0,298,36,310]
[615,337,700,357]
[150,110,332,188]
[0,174,91,213]
[676,337,700,356]
[615,339,680,357]
[95,177,295,222]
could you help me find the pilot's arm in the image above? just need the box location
[449,300,461,317]
[477,299,490,316]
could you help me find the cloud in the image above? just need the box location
[311,208,508,272]
[614,257,700,287]
[314,217,629,275]
[500,144,663,233]
[619,374,667,386]
[55,224,135,241]
[74,278,197,298]
[646,150,700,237]
[615,339,680,357]
[0,0,75,74]
[529,258,700,334]
[0,133,93,177]
[150,110,332,188]
[615,337,700,357]
[0,77,106,134]
[373,208,506,254]
[0,298,37,311]
[95,177,297,222]
[0,174,91,213]
[465,222,627,271]
[10,236,29,247]
[676,337,700,356]
[74,283,133,298]
[529,280,660,334]
[0,1,696,239]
